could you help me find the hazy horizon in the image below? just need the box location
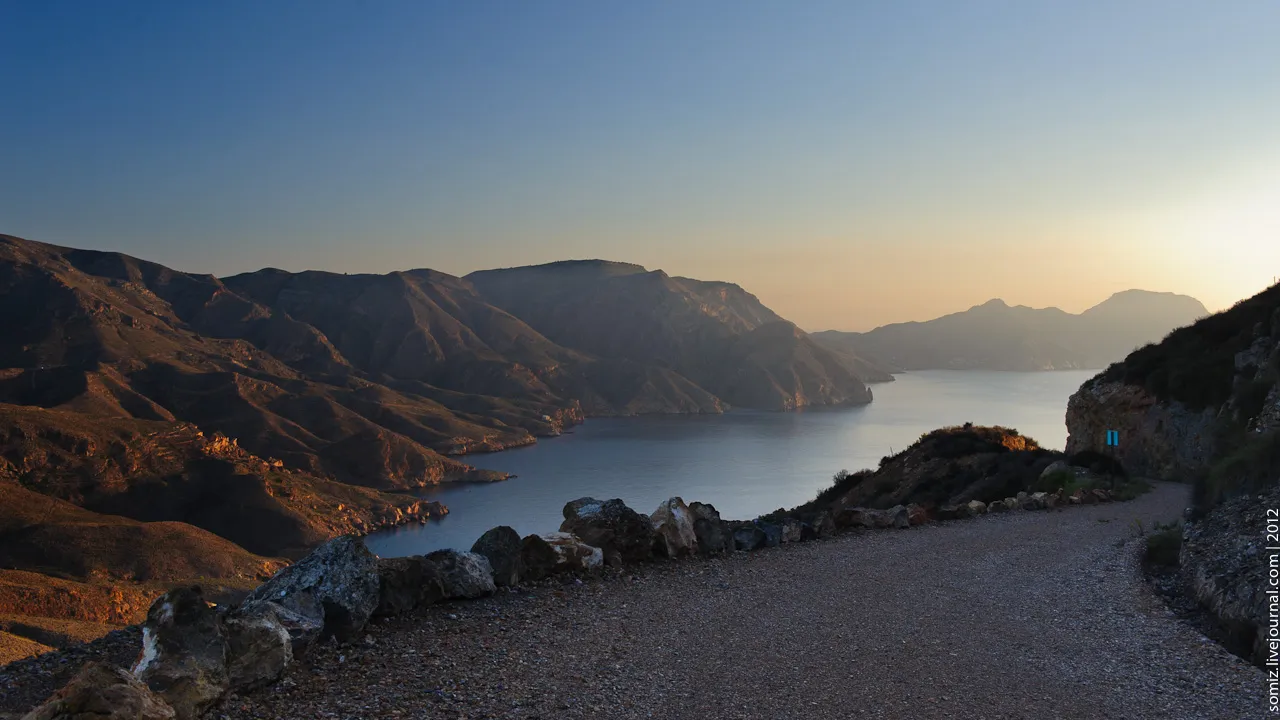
[3,2,1278,330]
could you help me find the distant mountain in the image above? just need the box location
[467,260,889,410]
[813,291,1208,372]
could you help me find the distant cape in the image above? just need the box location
[812,290,1209,372]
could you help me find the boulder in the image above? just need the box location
[732,525,767,551]
[937,504,970,521]
[1091,488,1112,503]
[688,502,732,553]
[424,550,497,599]
[756,521,783,547]
[810,511,837,539]
[471,526,524,586]
[520,534,561,580]
[1069,490,1084,505]
[560,497,654,565]
[650,497,699,558]
[241,535,379,648]
[373,556,446,616]
[906,505,929,526]
[1028,492,1050,510]
[24,662,175,720]
[835,506,874,529]
[987,499,1008,514]
[869,510,894,529]
[966,500,988,515]
[541,532,604,572]
[887,505,910,529]
[132,587,228,720]
[1016,491,1029,505]
[224,601,292,692]
[1040,460,1070,479]
[780,518,805,543]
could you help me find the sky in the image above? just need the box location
[2,2,1278,331]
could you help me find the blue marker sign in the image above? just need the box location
[1105,430,1120,447]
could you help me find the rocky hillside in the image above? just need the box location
[815,290,1207,371]
[0,234,886,654]
[1065,280,1280,665]
[468,260,888,409]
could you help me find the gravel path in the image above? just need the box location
[13,483,1268,719]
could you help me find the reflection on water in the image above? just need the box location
[365,370,1092,557]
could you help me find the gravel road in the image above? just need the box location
[16,483,1270,719]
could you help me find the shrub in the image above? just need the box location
[1194,430,1280,509]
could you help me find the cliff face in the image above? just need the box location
[1065,380,1219,480]
[1064,281,1280,666]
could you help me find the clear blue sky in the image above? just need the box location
[2,1,1278,329]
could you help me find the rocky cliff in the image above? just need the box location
[1065,281,1280,665]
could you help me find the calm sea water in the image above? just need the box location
[364,370,1093,557]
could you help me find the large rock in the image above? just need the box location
[906,505,929,526]
[560,497,655,565]
[373,556,446,617]
[810,511,837,539]
[471,526,524,586]
[756,521,782,547]
[688,502,732,553]
[650,497,699,558]
[224,601,292,692]
[937,504,970,521]
[132,587,228,720]
[966,500,987,515]
[869,510,893,529]
[25,662,175,720]
[241,535,379,648]
[520,534,561,580]
[732,525,767,551]
[540,532,604,572]
[780,518,805,543]
[835,506,874,529]
[887,505,910,529]
[425,550,497,598]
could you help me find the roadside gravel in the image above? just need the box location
[208,482,1263,720]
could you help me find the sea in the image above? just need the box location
[364,370,1093,557]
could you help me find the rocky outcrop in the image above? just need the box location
[471,526,524,587]
[731,524,767,551]
[241,536,379,649]
[1065,380,1218,479]
[223,602,292,692]
[650,498,698,558]
[539,533,604,572]
[1180,487,1276,664]
[424,550,496,599]
[560,498,654,565]
[131,587,228,720]
[373,556,445,617]
[519,535,560,580]
[688,502,732,553]
[24,662,176,720]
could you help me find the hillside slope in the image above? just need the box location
[1065,281,1280,665]
[467,261,886,409]
[815,291,1207,372]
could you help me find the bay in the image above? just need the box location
[364,370,1093,557]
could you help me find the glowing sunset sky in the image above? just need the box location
[2,2,1277,330]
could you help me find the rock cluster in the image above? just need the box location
[21,486,1129,719]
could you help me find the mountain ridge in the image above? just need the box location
[813,290,1208,372]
